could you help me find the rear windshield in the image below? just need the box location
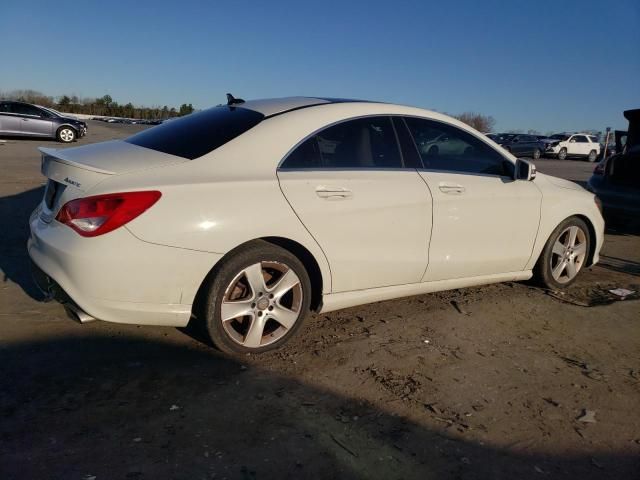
[125,106,264,159]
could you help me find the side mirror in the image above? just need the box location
[515,158,536,181]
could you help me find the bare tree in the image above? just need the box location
[453,112,496,133]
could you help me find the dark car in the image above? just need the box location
[587,109,640,227]
[494,133,546,159]
[0,100,87,143]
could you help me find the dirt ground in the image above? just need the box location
[1,122,639,480]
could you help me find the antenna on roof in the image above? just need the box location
[226,93,245,106]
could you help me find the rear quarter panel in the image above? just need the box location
[90,143,334,292]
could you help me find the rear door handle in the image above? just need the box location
[438,183,465,194]
[315,186,353,199]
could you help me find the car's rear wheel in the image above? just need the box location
[532,148,541,160]
[558,147,567,160]
[56,127,76,143]
[204,241,312,354]
[534,217,590,289]
[587,150,597,162]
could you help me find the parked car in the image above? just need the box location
[0,100,87,143]
[495,134,546,159]
[546,133,601,162]
[587,109,640,227]
[29,95,604,354]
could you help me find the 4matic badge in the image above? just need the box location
[63,177,81,188]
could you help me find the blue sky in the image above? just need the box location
[2,0,638,132]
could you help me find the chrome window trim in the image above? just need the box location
[277,114,406,171]
[276,114,513,171]
[416,168,514,180]
[277,167,417,173]
[0,112,43,119]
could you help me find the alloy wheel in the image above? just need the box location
[59,128,75,142]
[220,261,303,348]
[549,226,587,284]
[558,148,567,160]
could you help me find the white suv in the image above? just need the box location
[546,133,601,162]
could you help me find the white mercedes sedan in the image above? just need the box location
[28,95,604,354]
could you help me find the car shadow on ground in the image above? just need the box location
[605,222,640,237]
[0,186,45,300]
[598,255,640,276]
[0,135,58,142]
[0,334,637,480]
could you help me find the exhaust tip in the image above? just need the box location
[64,304,96,324]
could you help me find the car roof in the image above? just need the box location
[235,96,370,117]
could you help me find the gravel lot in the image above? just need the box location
[1,122,639,479]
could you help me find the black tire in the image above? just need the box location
[557,148,567,160]
[532,148,541,160]
[533,217,591,290]
[204,240,312,355]
[56,126,76,143]
[587,150,597,162]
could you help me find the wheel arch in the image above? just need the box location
[191,237,326,322]
[574,214,597,267]
[56,123,78,133]
[532,213,598,270]
[260,236,324,311]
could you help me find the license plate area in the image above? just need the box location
[41,180,67,221]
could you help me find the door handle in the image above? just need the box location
[315,186,353,199]
[438,183,465,194]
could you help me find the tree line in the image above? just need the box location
[3,89,511,132]
[0,89,194,120]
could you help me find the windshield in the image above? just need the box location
[125,106,264,159]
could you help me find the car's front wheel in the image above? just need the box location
[534,217,590,289]
[587,150,597,162]
[557,147,568,160]
[532,148,541,160]
[56,127,76,143]
[204,241,312,354]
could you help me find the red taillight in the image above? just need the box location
[55,191,161,237]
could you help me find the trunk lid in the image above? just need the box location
[37,140,187,222]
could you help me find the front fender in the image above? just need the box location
[525,176,604,269]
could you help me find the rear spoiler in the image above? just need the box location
[38,147,115,175]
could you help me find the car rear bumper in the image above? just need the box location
[28,210,223,327]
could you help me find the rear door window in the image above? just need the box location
[125,106,264,159]
[281,116,403,169]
